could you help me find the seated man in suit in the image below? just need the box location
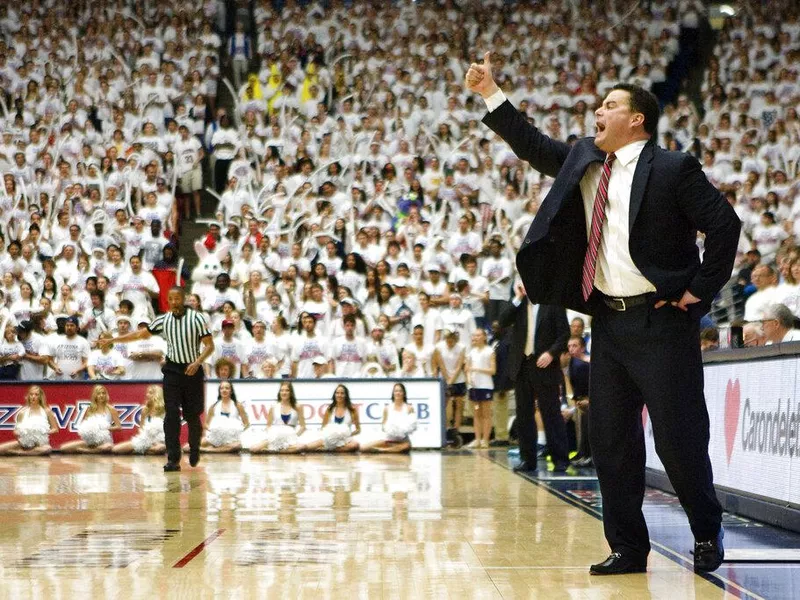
[564,335,591,466]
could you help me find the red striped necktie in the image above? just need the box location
[581,153,616,302]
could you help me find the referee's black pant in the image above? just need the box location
[589,301,722,561]
[163,364,205,464]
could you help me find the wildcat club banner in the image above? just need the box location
[204,378,446,449]
[645,356,800,506]
[0,381,189,448]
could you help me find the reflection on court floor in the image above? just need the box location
[0,453,779,598]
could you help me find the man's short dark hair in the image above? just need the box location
[611,83,660,136]
[569,334,586,347]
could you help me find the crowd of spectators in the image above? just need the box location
[692,1,800,328]
[0,0,798,407]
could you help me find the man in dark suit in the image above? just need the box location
[466,54,740,575]
[499,283,569,472]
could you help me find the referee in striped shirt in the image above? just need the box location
[104,286,215,471]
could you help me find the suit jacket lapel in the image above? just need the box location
[628,141,655,233]
[571,143,605,185]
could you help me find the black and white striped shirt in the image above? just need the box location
[148,308,211,364]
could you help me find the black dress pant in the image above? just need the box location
[576,407,591,458]
[214,158,232,194]
[514,357,569,465]
[162,365,205,464]
[589,302,722,559]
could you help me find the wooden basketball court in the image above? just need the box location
[0,453,755,598]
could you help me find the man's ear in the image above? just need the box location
[631,113,645,129]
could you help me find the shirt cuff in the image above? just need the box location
[484,89,507,113]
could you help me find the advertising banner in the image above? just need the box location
[0,381,162,448]
[0,378,445,450]
[645,357,800,506]
[204,379,445,449]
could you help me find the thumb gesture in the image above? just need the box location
[465,51,499,98]
[482,51,492,73]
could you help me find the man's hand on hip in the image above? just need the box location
[654,290,701,311]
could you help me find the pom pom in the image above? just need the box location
[130,432,152,454]
[206,417,244,448]
[131,417,165,454]
[321,423,352,450]
[77,415,112,447]
[384,411,418,441]
[265,425,298,452]
[143,417,165,444]
[15,416,50,450]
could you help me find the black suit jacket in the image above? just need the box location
[499,299,569,383]
[483,101,741,316]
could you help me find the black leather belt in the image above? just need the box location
[600,292,652,311]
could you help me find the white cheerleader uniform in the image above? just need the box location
[383,404,418,442]
[77,410,113,447]
[321,408,354,450]
[15,406,51,449]
[205,401,245,447]
[130,414,166,454]
[264,402,300,451]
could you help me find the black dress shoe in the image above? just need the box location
[513,461,535,473]
[189,446,200,467]
[590,552,647,575]
[163,462,181,472]
[693,528,724,572]
[489,440,510,447]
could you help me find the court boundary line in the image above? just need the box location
[479,452,765,600]
[172,528,226,568]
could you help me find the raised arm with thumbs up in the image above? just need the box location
[464,52,499,99]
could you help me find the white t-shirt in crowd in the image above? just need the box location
[126,335,167,380]
[51,334,91,379]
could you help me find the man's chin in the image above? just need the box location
[594,135,608,151]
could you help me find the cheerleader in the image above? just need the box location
[191,381,250,453]
[112,385,167,455]
[250,381,307,454]
[305,384,361,453]
[60,385,122,453]
[465,329,496,449]
[360,383,417,454]
[0,385,58,456]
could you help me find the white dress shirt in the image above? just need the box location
[485,90,656,298]
[579,139,655,297]
[511,296,538,357]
